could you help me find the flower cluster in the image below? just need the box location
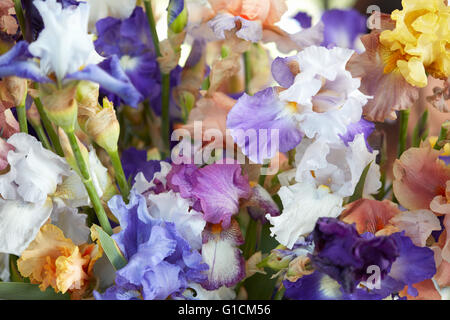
[0,0,448,301]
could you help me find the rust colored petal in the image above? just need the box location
[341,199,400,234]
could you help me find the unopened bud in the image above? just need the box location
[85,98,120,153]
[26,102,41,127]
[58,127,89,173]
[168,4,188,34]
[76,81,100,131]
[266,248,293,271]
[40,83,78,132]
[4,76,27,106]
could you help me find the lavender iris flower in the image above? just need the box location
[94,191,208,300]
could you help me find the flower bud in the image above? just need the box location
[58,127,89,174]
[168,3,188,34]
[76,81,100,131]
[26,102,41,127]
[85,97,120,153]
[4,76,27,106]
[40,83,78,132]
[266,247,293,271]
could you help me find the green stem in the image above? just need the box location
[274,284,285,300]
[66,130,113,235]
[144,0,161,57]
[243,50,252,94]
[412,109,428,148]
[31,123,51,150]
[397,109,410,158]
[434,121,450,150]
[34,96,64,157]
[258,161,270,186]
[13,0,26,40]
[144,0,170,157]
[16,99,28,134]
[161,73,171,157]
[242,218,258,259]
[109,149,130,202]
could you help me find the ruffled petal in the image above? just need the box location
[227,87,303,163]
[266,182,344,249]
[341,199,401,234]
[393,146,450,211]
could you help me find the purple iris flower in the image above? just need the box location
[167,162,252,228]
[321,9,367,51]
[285,218,436,299]
[121,147,161,182]
[94,191,208,300]
[227,87,303,164]
[310,217,399,293]
[95,7,160,106]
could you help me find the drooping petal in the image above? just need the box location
[67,55,143,107]
[393,146,450,211]
[266,182,344,249]
[191,163,251,228]
[346,31,420,122]
[0,198,53,255]
[201,220,245,290]
[0,41,49,82]
[0,133,70,204]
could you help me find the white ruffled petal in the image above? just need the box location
[147,191,205,250]
[0,198,53,255]
[132,161,172,194]
[294,135,381,198]
[266,182,343,249]
[29,0,99,80]
[50,199,90,245]
[185,283,237,300]
[0,133,70,204]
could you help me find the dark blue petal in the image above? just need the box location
[67,55,143,107]
[0,41,49,82]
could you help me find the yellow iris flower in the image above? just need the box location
[380,0,450,87]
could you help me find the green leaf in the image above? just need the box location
[0,282,70,300]
[93,225,127,270]
[9,255,26,283]
[412,109,429,148]
[348,161,373,203]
